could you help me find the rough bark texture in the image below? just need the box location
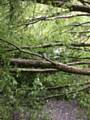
[43,57,90,75]
[70,4,90,13]
[30,0,90,13]
[6,58,90,75]
[10,59,53,68]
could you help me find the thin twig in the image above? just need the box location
[44,84,90,100]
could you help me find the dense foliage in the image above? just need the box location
[0,0,90,119]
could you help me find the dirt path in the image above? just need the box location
[40,99,88,120]
[12,99,88,120]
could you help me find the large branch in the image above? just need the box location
[1,38,90,75]
[9,58,90,75]
[10,58,90,68]
[10,68,58,73]
[21,42,90,49]
[70,4,90,13]
[43,56,90,75]
[6,42,90,52]
[23,13,90,26]
[10,58,53,68]
[1,57,90,75]
[30,0,90,13]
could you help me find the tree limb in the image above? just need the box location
[10,68,58,73]
[43,55,90,75]
[44,84,90,100]
[10,58,90,67]
[30,0,90,13]
[1,38,90,75]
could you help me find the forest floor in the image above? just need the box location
[39,99,88,120]
[12,99,89,120]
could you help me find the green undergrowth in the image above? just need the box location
[0,65,90,119]
[0,1,90,119]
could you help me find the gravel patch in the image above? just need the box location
[40,99,88,120]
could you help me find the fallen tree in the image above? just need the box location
[10,58,90,68]
[2,58,90,75]
[0,38,90,75]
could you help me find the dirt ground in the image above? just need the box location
[12,99,88,120]
[40,99,88,120]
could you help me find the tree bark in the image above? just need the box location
[10,58,90,67]
[30,0,90,13]
[10,68,58,73]
[9,58,90,75]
